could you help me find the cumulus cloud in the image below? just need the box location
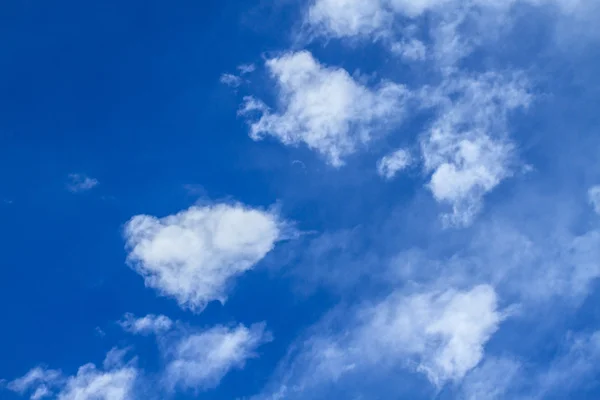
[119,313,173,335]
[241,51,409,167]
[66,173,99,193]
[124,203,284,311]
[164,323,271,391]
[256,284,505,399]
[377,148,412,179]
[7,350,137,400]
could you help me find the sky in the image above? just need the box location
[1,0,600,399]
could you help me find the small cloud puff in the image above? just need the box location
[377,148,412,179]
[67,173,99,193]
[119,313,174,335]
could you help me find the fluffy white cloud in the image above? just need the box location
[164,324,271,391]
[241,51,408,167]
[255,285,504,399]
[419,73,530,226]
[589,185,600,214]
[67,173,99,193]
[377,148,411,179]
[119,313,173,335]
[7,350,137,400]
[124,203,284,311]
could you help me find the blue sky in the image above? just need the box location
[1,0,600,399]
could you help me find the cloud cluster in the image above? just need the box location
[124,203,284,311]
[7,350,137,400]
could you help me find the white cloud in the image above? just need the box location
[361,284,503,385]
[256,284,505,399]
[6,367,62,399]
[238,63,256,75]
[57,364,136,400]
[7,350,137,400]
[220,73,243,88]
[390,39,427,61]
[67,173,99,193]
[164,323,271,391]
[377,148,411,179]
[306,0,391,39]
[119,313,173,335]
[241,51,408,167]
[124,203,284,311]
[419,73,531,226]
[589,185,600,214]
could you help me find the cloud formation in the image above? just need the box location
[419,73,530,226]
[377,148,411,180]
[66,174,99,193]
[119,313,174,335]
[124,203,284,311]
[7,350,137,400]
[241,51,409,167]
[256,284,504,399]
[164,324,271,391]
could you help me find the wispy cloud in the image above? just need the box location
[6,349,137,400]
[377,148,412,180]
[164,323,271,392]
[254,284,506,399]
[119,313,174,336]
[66,173,99,193]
